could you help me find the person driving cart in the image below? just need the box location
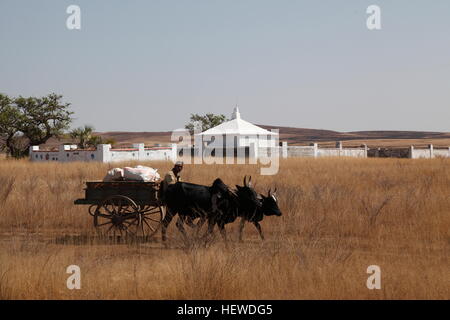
[161,161,183,201]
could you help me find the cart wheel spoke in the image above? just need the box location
[143,210,161,215]
[143,217,156,232]
[103,204,115,215]
[123,219,139,228]
[144,216,161,223]
[97,221,114,227]
[106,224,115,234]
[117,198,123,214]
[122,207,134,214]
[96,213,114,219]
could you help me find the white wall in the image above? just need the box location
[434,149,450,158]
[410,145,450,159]
[282,143,367,158]
[31,151,61,162]
[317,148,366,158]
[30,143,175,163]
[286,146,316,158]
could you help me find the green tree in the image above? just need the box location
[0,93,73,158]
[0,94,19,154]
[86,134,116,148]
[185,113,227,134]
[70,125,115,148]
[70,125,94,149]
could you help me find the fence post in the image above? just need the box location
[429,144,434,159]
[409,146,414,159]
[312,143,318,158]
[336,141,343,156]
[282,141,288,159]
[363,144,368,158]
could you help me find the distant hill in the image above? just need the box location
[258,125,450,147]
[40,125,450,149]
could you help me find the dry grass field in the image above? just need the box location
[0,158,449,299]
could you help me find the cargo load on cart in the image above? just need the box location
[103,165,161,182]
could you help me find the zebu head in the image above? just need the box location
[236,175,261,210]
[212,178,229,194]
[260,188,282,216]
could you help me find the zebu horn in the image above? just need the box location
[248,176,252,187]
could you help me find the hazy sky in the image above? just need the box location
[1,0,449,132]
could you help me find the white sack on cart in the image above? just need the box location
[123,165,160,182]
[103,168,124,182]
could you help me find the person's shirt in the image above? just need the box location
[161,170,181,195]
[164,170,181,184]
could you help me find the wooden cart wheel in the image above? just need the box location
[138,204,164,239]
[93,195,141,237]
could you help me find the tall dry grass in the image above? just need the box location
[0,158,449,299]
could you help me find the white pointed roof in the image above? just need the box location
[197,107,277,136]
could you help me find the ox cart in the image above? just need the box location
[74,181,164,238]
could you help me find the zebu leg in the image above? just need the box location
[238,218,246,242]
[218,221,227,242]
[186,206,210,240]
[195,217,206,237]
[202,216,217,243]
[254,222,265,240]
[161,208,175,243]
[176,216,189,242]
[185,207,207,239]
[184,216,197,228]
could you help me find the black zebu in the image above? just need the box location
[237,187,281,241]
[208,176,282,241]
[161,178,238,242]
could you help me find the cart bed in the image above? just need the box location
[74,181,161,205]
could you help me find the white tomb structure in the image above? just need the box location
[194,107,279,159]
